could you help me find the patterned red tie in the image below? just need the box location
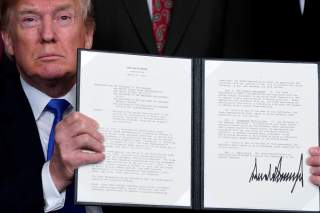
[152,0,174,54]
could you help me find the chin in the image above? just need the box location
[39,64,75,80]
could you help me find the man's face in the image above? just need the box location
[2,0,93,88]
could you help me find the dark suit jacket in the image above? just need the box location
[93,0,252,59]
[0,62,102,213]
[252,0,320,61]
[0,63,46,212]
[302,0,320,61]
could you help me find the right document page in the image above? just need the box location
[204,61,319,211]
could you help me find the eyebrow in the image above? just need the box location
[17,4,76,16]
[17,7,40,16]
[53,5,76,14]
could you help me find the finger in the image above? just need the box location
[306,156,320,167]
[75,152,105,167]
[309,147,320,156]
[73,134,105,153]
[310,167,320,176]
[309,175,320,187]
[63,112,99,129]
[63,121,104,142]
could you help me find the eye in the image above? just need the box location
[24,17,35,22]
[60,15,71,21]
[55,13,74,26]
[20,16,39,28]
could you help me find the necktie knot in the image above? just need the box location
[46,99,70,121]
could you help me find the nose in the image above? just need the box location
[39,15,56,43]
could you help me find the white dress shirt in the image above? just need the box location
[147,0,153,17]
[300,0,305,14]
[20,77,102,213]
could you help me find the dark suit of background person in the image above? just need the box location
[252,0,320,61]
[300,0,320,61]
[92,0,252,59]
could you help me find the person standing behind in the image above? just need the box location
[92,0,252,59]
[252,0,320,61]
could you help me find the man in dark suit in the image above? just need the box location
[252,0,320,61]
[0,0,105,212]
[92,0,252,59]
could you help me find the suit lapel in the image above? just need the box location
[122,0,158,54]
[164,0,200,55]
[4,70,45,166]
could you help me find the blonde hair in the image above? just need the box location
[0,0,94,31]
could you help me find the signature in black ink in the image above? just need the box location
[248,154,303,193]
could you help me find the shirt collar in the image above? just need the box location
[20,76,76,121]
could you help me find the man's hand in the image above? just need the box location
[49,112,105,192]
[307,147,320,186]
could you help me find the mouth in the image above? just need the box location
[37,54,64,62]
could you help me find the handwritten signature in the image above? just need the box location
[248,154,303,193]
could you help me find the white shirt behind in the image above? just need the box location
[300,0,305,14]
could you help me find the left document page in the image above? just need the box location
[76,50,192,208]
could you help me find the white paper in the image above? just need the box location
[204,61,319,211]
[77,51,192,207]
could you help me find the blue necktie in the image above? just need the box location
[46,99,70,161]
[46,99,85,213]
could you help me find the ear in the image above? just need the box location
[84,23,94,49]
[1,31,15,56]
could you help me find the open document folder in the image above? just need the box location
[75,50,319,212]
